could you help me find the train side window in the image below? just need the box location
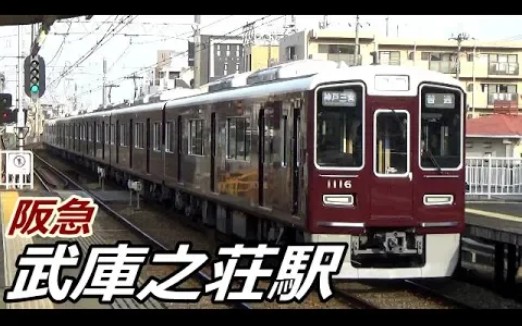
[153,122,161,151]
[110,124,115,145]
[226,117,250,161]
[188,119,204,156]
[96,124,101,143]
[88,124,92,141]
[165,122,174,153]
[120,124,127,147]
[134,123,145,149]
[105,124,109,144]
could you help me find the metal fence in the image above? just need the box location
[466,156,522,198]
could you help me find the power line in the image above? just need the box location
[49,15,138,88]
[75,15,284,99]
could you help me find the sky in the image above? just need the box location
[1,15,521,112]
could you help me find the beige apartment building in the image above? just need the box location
[278,28,522,117]
[245,43,280,71]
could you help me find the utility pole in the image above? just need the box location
[449,32,470,80]
[125,74,144,100]
[17,25,25,150]
[193,15,201,88]
[386,16,389,37]
[354,15,360,65]
[105,84,119,104]
[102,58,107,107]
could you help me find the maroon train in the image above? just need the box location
[43,60,466,279]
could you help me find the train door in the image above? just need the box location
[92,122,96,157]
[129,119,133,169]
[86,123,89,155]
[261,106,278,209]
[116,120,120,164]
[210,112,216,192]
[291,108,300,214]
[177,116,182,181]
[371,104,413,220]
[146,118,151,174]
[258,108,265,206]
[102,121,105,160]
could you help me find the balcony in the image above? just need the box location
[326,53,361,66]
[429,61,457,74]
[488,92,518,105]
[488,62,519,76]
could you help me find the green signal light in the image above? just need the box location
[30,85,39,93]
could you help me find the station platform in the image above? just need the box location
[465,202,522,244]
[0,189,166,309]
[464,202,522,289]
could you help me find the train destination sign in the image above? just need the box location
[322,90,357,107]
[425,93,455,109]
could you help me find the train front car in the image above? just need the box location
[307,66,466,279]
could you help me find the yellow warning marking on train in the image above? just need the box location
[465,208,522,222]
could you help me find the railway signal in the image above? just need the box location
[24,54,46,98]
[0,93,15,124]
[0,108,16,124]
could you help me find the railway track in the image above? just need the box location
[332,280,475,309]
[403,280,475,309]
[33,152,251,310]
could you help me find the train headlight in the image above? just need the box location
[322,194,354,207]
[423,194,454,206]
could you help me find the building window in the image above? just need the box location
[379,51,400,65]
[487,84,517,105]
[217,47,221,57]
[188,119,203,155]
[236,63,240,72]
[286,46,296,61]
[236,46,240,57]
[408,51,415,60]
[318,44,358,65]
[423,52,457,74]
[224,63,228,76]
[153,122,161,151]
[134,123,145,149]
[467,83,473,92]
[488,54,518,75]
[226,117,250,161]
[165,121,174,152]
[226,44,230,57]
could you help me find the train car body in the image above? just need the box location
[43,60,466,279]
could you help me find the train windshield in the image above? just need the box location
[420,86,463,169]
[316,85,363,168]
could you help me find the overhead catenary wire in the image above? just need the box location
[49,15,138,89]
[75,15,285,99]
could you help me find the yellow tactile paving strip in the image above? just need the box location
[1,191,54,309]
[465,208,521,222]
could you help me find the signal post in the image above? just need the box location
[23,54,46,145]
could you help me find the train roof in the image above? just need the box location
[46,61,464,124]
